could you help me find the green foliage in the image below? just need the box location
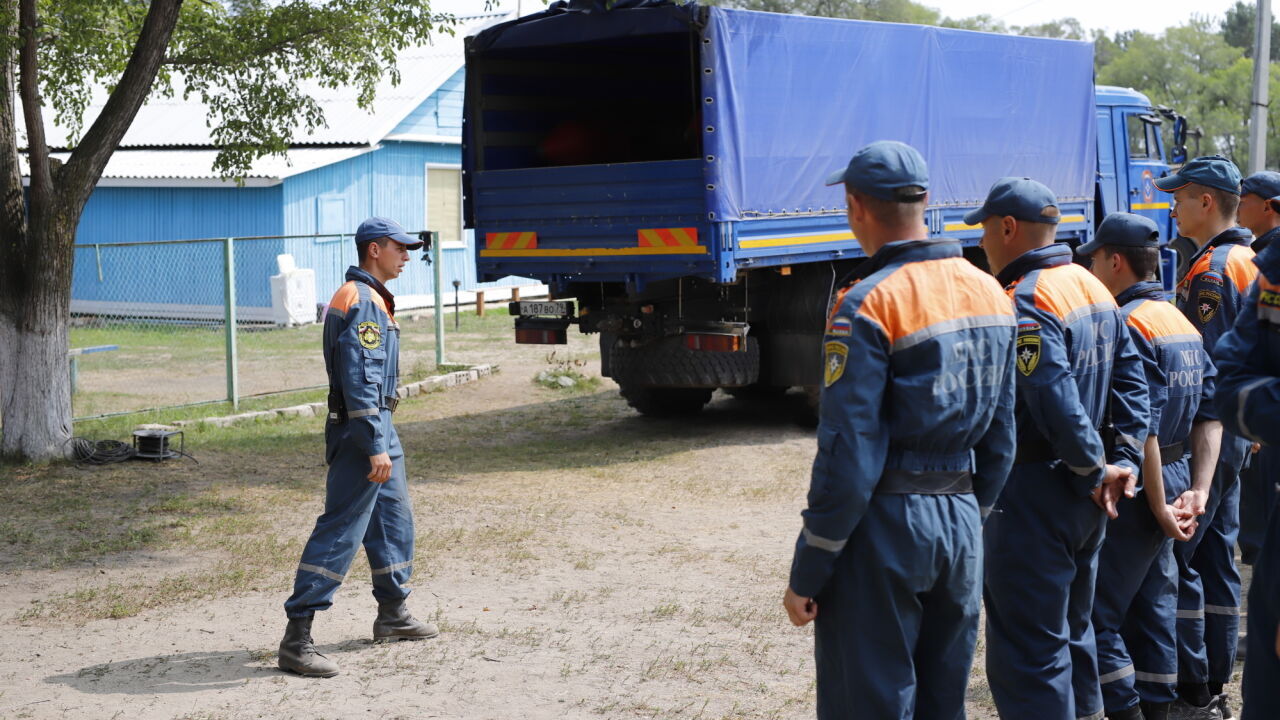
[34,0,461,178]
[1222,0,1280,61]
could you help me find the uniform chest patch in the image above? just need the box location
[824,341,848,387]
[828,316,852,337]
[357,321,383,349]
[1016,334,1041,376]
[1197,290,1221,325]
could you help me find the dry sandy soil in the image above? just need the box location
[0,318,1244,719]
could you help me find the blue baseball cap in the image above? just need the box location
[1153,154,1242,195]
[963,177,1060,226]
[824,140,929,201]
[355,217,424,249]
[1241,171,1280,199]
[1076,212,1160,255]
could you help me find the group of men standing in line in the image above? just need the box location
[785,142,1280,720]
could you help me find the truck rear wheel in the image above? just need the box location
[608,336,759,388]
[618,385,714,417]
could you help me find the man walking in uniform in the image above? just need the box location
[783,141,1018,720]
[1154,156,1259,717]
[278,217,438,677]
[1080,213,1222,720]
[1214,196,1280,720]
[975,178,1150,720]
[1232,172,1280,568]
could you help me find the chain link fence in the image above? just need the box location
[69,233,534,420]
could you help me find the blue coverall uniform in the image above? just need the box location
[285,266,415,618]
[983,243,1150,720]
[1092,280,1217,714]
[789,239,1017,720]
[1238,225,1280,565]
[1173,227,1258,688]
[1212,239,1280,720]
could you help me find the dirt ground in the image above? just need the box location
[0,321,1245,719]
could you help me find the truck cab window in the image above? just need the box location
[1127,114,1157,159]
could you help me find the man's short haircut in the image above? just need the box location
[357,237,390,263]
[847,184,927,226]
[1103,245,1161,281]
[1187,182,1240,221]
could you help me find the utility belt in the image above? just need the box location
[1014,424,1115,466]
[1159,442,1185,466]
[327,391,399,423]
[875,469,974,495]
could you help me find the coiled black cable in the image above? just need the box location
[67,437,136,465]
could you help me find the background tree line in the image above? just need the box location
[718,0,1280,170]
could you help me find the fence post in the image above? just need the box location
[430,231,445,367]
[223,236,240,410]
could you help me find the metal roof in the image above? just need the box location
[21,147,381,187]
[20,11,508,150]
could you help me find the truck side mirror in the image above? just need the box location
[1171,117,1188,165]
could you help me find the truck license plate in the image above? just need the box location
[517,301,573,318]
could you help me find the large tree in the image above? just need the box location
[0,0,457,462]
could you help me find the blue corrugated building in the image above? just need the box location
[27,11,534,322]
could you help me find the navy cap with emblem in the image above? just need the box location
[824,140,929,201]
[355,217,424,250]
[1153,154,1242,195]
[963,177,1060,226]
[1076,212,1160,255]
[1242,171,1280,199]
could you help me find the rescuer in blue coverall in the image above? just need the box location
[1232,172,1280,569]
[278,217,438,678]
[783,141,1018,720]
[1214,199,1280,720]
[1080,213,1223,720]
[1153,157,1259,718]
[975,179,1150,720]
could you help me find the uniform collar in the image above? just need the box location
[1185,226,1253,269]
[849,238,961,283]
[1253,224,1280,254]
[1115,280,1166,306]
[346,265,396,317]
[1256,239,1280,283]
[995,242,1073,289]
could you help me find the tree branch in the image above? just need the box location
[58,0,185,215]
[17,0,50,209]
[1,0,27,245]
[164,25,331,67]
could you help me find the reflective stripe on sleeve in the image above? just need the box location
[1134,670,1178,684]
[1077,710,1104,720]
[802,527,847,553]
[1067,460,1105,477]
[370,560,413,576]
[1237,377,1271,443]
[1204,604,1240,616]
[1176,608,1205,619]
[1116,433,1142,451]
[1098,664,1135,684]
[298,563,345,583]
[348,407,380,419]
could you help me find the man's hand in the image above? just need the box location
[1252,442,1262,455]
[1091,464,1133,519]
[1173,489,1209,519]
[783,587,817,627]
[1153,503,1196,542]
[368,453,393,483]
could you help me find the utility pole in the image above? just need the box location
[1250,0,1272,173]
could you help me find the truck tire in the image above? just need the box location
[618,385,714,417]
[608,336,759,388]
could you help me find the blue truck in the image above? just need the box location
[463,0,1190,416]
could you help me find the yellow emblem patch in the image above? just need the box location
[824,341,848,387]
[1016,334,1041,376]
[357,321,383,350]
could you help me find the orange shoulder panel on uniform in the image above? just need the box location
[1224,245,1259,292]
[827,284,855,324]
[1177,252,1215,295]
[366,289,391,319]
[1032,263,1115,321]
[328,282,360,314]
[857,257,1013,342]
[1126,298,1198,342]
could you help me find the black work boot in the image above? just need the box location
[1106,704,1143,720]
[277,615,339,677]
[372,598,439,643]
[1140,700,1172,720]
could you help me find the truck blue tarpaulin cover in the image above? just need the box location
[470,0,1098,223]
